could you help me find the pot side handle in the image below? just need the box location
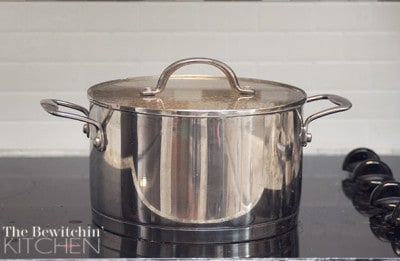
[40,99,105,151]
[301,94,352,147]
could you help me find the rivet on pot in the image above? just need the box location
[306,133,312,143]
[93,136,102,148]
[83,123,89,137]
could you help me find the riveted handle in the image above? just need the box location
[40,99,105,151]
[301,94,352,146]
[140,57,256,96]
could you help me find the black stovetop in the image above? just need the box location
[1,155,400,258]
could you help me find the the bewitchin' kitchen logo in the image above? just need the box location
[2,225,101,255]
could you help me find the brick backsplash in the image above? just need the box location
[0,2,399,156]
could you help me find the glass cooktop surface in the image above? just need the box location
[0,155,399,258]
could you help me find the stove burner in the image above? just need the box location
[342,148,400,256]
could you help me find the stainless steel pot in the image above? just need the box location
[41,58,351,243]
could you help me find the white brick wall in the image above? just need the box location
[0,2,399,156]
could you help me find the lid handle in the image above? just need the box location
[140,57,256,96]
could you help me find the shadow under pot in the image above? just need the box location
[40,57,352,244]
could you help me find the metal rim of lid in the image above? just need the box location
[87,75,308,118]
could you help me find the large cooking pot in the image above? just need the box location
[41,58,351,243]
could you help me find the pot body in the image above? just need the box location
[89,103,303,243]
[40,58,351,244]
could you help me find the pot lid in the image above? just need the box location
[87,58,307,117]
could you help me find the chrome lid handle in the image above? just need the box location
[301,94,352,147]
[141,57,256,96]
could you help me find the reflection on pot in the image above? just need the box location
[90,106,301,244]
[131,111,301,224]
